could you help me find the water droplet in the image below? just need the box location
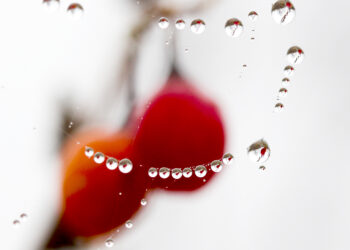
[68,121,74,129]
[271,0,296,25]
[20,213,28,221]
[248,11,258,21]
[278,88,288,99]
[259,166,266,170]
[106,158,118,170]
[13,220,20,227]
[105,239,114,248]
[171,168,182,179]
[119,159,133,174]
[85,146,94,158]
[183,168,192,178]
[175,19,186,30]
[158,17,169,29]
[67,3,84,20]
[274,103,284,113]
[210,160,223,173]
[159,167,170,179]
[141,198,147,206]
[248,139,271,163]
[223,153,234,165]
[119,192,122,196]
[42,0,60,12]
[282,77,291,87]
[243,64,247,68]
[94,152,105,164]
[125,220,133,229]
[195,165,207,178]
[148,167,158,178]
[225,18,244,37]
[287,46,304,64]
[284,65,295,76]
[191,19,206,34]
[185,48,189,53]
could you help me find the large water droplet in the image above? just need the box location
[284,65,295,76]
[94,152,105,164]
[271,0,296,25]
[195,165,207,178]
[183,168,192,178]
[210,160,223,173]
[223,153,234,165]
[159,167,170,179]
[175,19,186,30]
[274,103,284,113]
[248,11,258,21]
[191,19,206,34]
[248,139,271,163]
[84,146,94,158]
[278,88,288,99]
[119,159,133,173]
[141,198,147,206]
[106,158,118,170]
[148,167,158,178]
[158,17,169,29]
[42,0,60,12]
[125,220,133,229]
[287,46,304,64]
[67,3,84,20]
[225,18,244,37]
[105,239,114,248]
[171,168,182,179]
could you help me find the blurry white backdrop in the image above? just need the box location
[0,0,350,249]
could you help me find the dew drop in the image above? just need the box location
[284,65,295,76]
[225,18,244,38]
[271,0,296,25]
[248,139,271,163]
[191,19,206,34]
[94,152,105,164]
[42,0,60,12]
[67,3,84,20]
[287,46,304,65]
[148,167,158,178]
[171,168,182,179]
[141,198,147,206]
[210,160,223,173]
[223,153,234,165]
[183,168,192,178]
[106,157,118,170]
[159,167,170,179]
[119,159,133,174]
[248,11,258,21]
[20,213,28,221]
[105,239,114,248]
[13,220,20,228]
[274,103,284,113]
[84,146,94,158]
[195,165,207,178]
[158,17,169,29]
[278,88,288,99]
[125,220,133,229]
[282,77,291,87]
[175,19,186,30]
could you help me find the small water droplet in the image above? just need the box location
[278,88,288,98]
[106,158,118,170]
[225,18,244,37]
[287,46,304,64]
[191,19,206,34]
[274,103,284,113]
[248,139,271,163]
[259,166,266,170]
[282,77,291,87]
[84,146,94,158]
[119,159,133,173]
[271,0,296,25]
[119,192,122,196]
[210,160,223,173]
[67,3,84,20]
[185,48,189,53]
[223,153,234,165]
[94,152,105,164]
[248,11,258,21]
[13,220,20,227]
[148,167,158,178]
[42,0,60,12]
[183,168,192,178]
[158,17,169,29]
[141,198,147,206]
[195,165,207,178]
[171,168,182,179]
[20,213,28,221]
[125,220,133,229]
[159,167,170,179]
[284,65,295,76]
[105,239,114,248]
[68,121,74,129]
[251,37,255,40]
[165,40,169,45]
[175,19,186,30]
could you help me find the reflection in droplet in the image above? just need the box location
[125,220,133,229]
[67,3,84,20]
[85,146,94,158]
[225,18,244,38]
[284,65,295,76]
[20,213,28,221]
[191,19,206,34]
[248,139,271,163]
[13,220,20,228]
[158,17,169,29]
[119,159,133,173]
[148,167,158,178]
[42,0,60,12]
[195,165,207,178]
[271,0,296,25]
[141,198,147,206]
[94,152,105,164]
[105,239,114,248]
[183,168,192,178]
[175,19,186,30]
[210,160,223,173]
[159,167,170,179]
[223,153,234,165]
[248,11,258,21]
[287,46,304,65]
[274,103,284,113]
[171,168,182,179]
[278,88,288,99]
[106,158,118,170]
[282,77,291,87]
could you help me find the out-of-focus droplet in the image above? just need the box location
[284,65,295,76]
[259,166,266,170]
[185,48,189,53]
[183,168,192,178]
[271,0,296,25]
[105,239,114,248]
[175,19,186,30]
[159,167,170,179]
[225,18,244,37]
[287,46,304,64]
[148,167,158,178]
[223,153,234,165]
[248,139,271,163]
[119,159,133,173]
[68,121,74,129]
[282,77,291,87]
[13,220,20,227]
[42,0,60,12]
[195,165,207,178]
[248,11,258,21]
[125,220,133,229]
[191,19,206,34]
[67,3,84,20]
[85,146,94,158]
[20,213,28,221]
[274,103,284,113]
[141,198,147,206]
[106,158,118,170]
[171,168,182,179]
[251,37,255,40]
[278,88,288,99]
[94,152,105,164]
[158,17,169,29]
[210,160,223,173]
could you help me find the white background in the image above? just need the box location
[0,0,349,249]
